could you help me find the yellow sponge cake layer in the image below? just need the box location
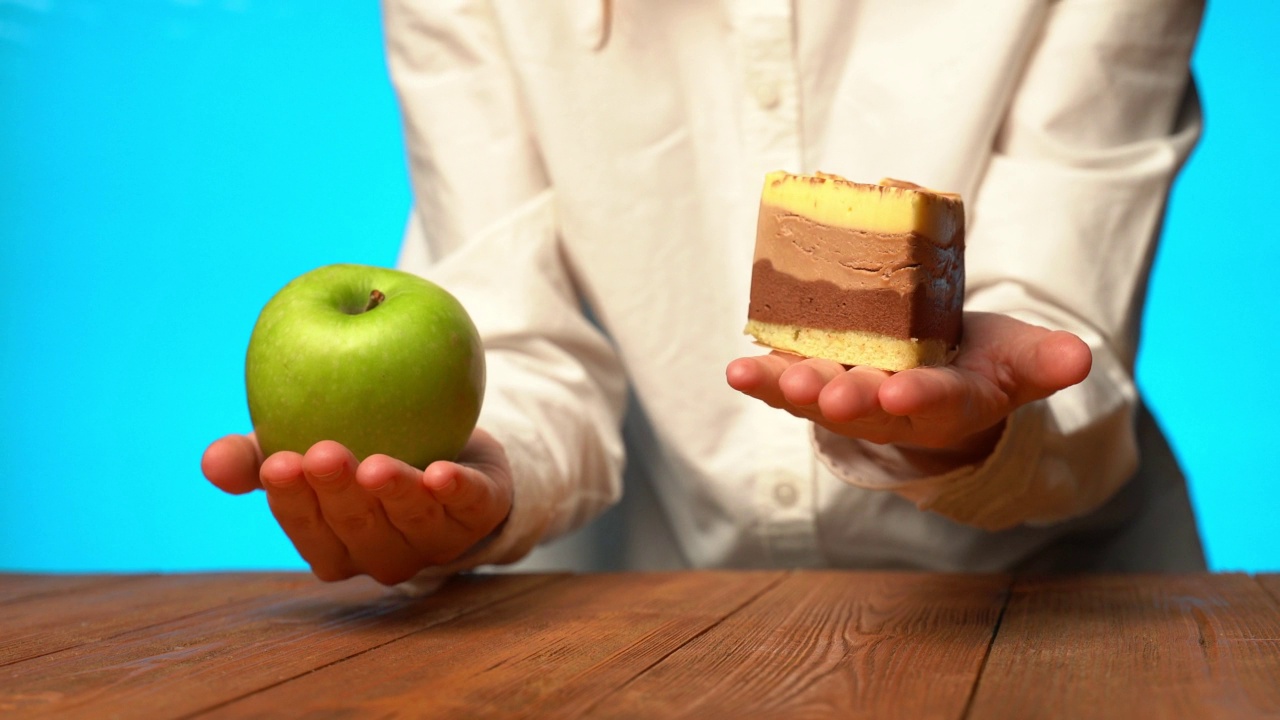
[760,171,963,246]
[745,319,955,372]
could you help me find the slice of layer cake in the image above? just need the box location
[745,171,965,371]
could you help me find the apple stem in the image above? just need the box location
[365,289,386,313]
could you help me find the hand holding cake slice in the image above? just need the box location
[745,171,965,372]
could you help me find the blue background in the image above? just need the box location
[2,1,1276,573]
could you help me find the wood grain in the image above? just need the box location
[591,571,1010,720]
[1258,575,1280,607]
[203,571,786,719]
[0,572,310,666]
[0,573,138,605]
[0,573,559,719]
[3,571,1277,720]
[967,574,1280,720]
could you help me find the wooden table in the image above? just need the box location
[2,571,1278,719]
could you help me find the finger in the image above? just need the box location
[260,451,355,581]
[778,358,848,409]
[423,461,509,536]
[456,427,511,474]
[1015,330,1092,403]
[356,454,452,562]
[725,352,804,409]
[303,442,421,585]
[817,366,889,422]
[878,367,977,418]
[201,434,263,495]
[962,314,1091,404]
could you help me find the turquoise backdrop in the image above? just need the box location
[2,1,1276,572]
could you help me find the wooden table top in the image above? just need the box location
[1,571,1278,719]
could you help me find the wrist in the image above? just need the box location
[891,419,1006,476]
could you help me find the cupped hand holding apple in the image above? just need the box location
[202,428,512,585]
[202,264,509,585]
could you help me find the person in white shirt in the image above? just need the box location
[202,0,1207,585]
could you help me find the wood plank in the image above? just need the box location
[590,571,1010,720]
[0,573,560,719]
[203,570,787,719]
[967,573,1280,720]
[0,572,310,666]
[0,574,141,605]
[1258,574,1280,607]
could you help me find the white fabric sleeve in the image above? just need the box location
[815,0,1204,530]
[381,0,627,577]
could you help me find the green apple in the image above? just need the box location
[245,264,485,469]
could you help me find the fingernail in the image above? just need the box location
[266,474,300,488]
[310,467,344,483]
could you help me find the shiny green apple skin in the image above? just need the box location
[245,264,484,469]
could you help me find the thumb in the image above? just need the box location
[453,427,512,479]
[1010,330,1092,406]
[201,433,264,495]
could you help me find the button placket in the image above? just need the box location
[751,76,782,109]
[754,463,820,566]
[737,0,814,565]
[736,0,802,175]
[772,478,798,507]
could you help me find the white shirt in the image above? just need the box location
[386,0,1207,575]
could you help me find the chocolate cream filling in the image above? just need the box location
[749,261,961,343]
[747,210,964,344]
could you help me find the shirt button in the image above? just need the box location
[752,81,781,110]
[773,480,799,508]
